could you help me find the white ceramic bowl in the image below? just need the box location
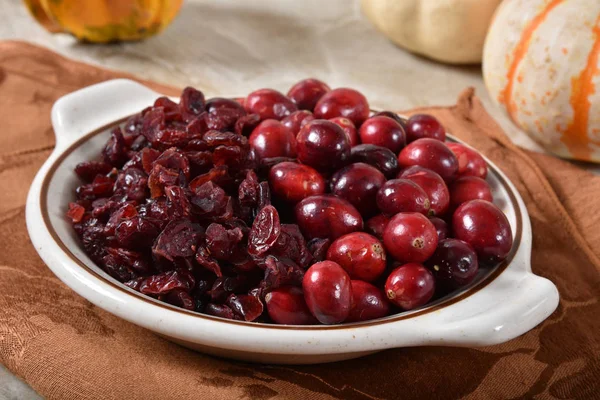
[26,79,559,364]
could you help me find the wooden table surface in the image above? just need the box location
[0,0,595,398]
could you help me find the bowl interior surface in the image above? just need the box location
[41,118,522,329]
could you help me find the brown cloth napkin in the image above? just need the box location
[1,40,598,400]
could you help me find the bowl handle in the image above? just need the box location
[428,272,559,347]
[51,79,160,149]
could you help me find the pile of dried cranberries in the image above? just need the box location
[67,79,513,325]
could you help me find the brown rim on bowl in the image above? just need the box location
[40,117,523,330]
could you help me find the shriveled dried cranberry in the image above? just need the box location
[102,127,128,167]
[139,269,195,295]
[261,256,305,293]
[180,87,206,120]
[115,217,160,248]
[205,303,235,319]
[307,238,331,262]
[268,224,313,268]
[226,294,264,321]
[66,202,85,223]
[153,220,202,261]
[205,223,243,260]
[235,113,261,137]
[164,289,195,310]
[191,181,232,220]
[248,205,281,256]
[75,161,112,182]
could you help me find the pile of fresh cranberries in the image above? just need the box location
[67,79,513,325]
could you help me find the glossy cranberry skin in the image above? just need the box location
[249,119,296,159]
[245,88,298,120]
[376,179,430,216]
[385,263,435,310]
[365,214,390,240]
[426,239,478,290]
[287,78,331,111]
[447,142,488,179]
[398,139,459,182]
[206,97,245,115]
[405,114,446,142]
[296,120,351,171]
[452,200,513,264]
[429,217,448,241]
[330,163,386,216]
[295,195,363,240]
[265,286,318,325]
[326,232,386,282]
[350,144,400,178]
[383,212,438,263]
[346,280,390,322]
[281,110,315,136]
[314,88,370,126]
[269,162,325,203]
[302,261,352,324]
[359,116,406,153]
[399,166,450,216]
[372,111,407,129]
[329,117,359,146]
[449,176,493,209]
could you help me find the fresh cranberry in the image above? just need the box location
[265,286,318,325]
[295,195,363,240]
[398,139,458,182]
[350,144,400,178]
[269,162,325,203]
[447,142,488,179]
[365,214,390,240]
[426,239,478,290]
[383,212,438,263]
[449,176,493,209]
[429,217,448,241]
[326,232,386,282]
[405,114,446,142]
[281,110,315,136]
[346,280,390,322]
[302,261,352,324]
[206,97,245,115]
[372,111,407,129]
[329,117,359,146]
[376,179,430,216]
[452,200,513,263]
[399,166,450,216]
[248,119,296,159]
[330,163,386,216]
[385,263,435,310]
[359,116,406,153]
[287,78,331,111]
[314,88,370,126]
[245,88,297,120]
[296,119,351,171]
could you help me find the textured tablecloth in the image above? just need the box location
[0,41,599,400]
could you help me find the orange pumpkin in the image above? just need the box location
[483,0,600,162]
[24,0,183,43]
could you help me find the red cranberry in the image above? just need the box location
[449,176,493,209]
[295,195,363,240]
[365,214,390,240]
[359,116,406,153]
[376,179,430,216]
[265,286,318,325]
[385,263,435,310]
[269,162,325,203]
[330,163,386,216]
[287,78,331,111]
[248,119,296,159]
[447,142,488,179]
[206,97,245,115]
[350,144,400,178]
[452,200,513,264]
[398,139,458,182]
[326,232,386,282]
[296,120,351,171]
[346,280,390,322]
[405,114,446,142]
[426,239,478,290]
[429,217,448,241]
[314,88,370,126]
[399,166,450,216]
[372,111,407,129]
[329,117,359,146]
[302,261,352,324]
[281,110,315,136]
[383,212,438,263]
[245,88,297,120]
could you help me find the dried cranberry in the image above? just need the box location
[102,127,128,167]
[226,294,264,321]
[139,269,195,295]
[248,205,281,256]
[75,161,112,182]
[153,220,202,261]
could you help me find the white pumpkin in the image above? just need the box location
[484,0,600,162]
[361,0,502,64]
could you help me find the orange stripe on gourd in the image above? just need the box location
[561,15,600,160]
[498,0,565,124]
